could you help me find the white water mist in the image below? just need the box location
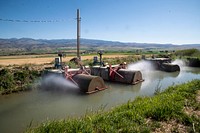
[127,60,156,89]
[171,59,186,69]
[127,60,155,71]
[40,74,79,92]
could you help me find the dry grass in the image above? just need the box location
[0,54,130,66]
[153,120,188,133]
[184,90,200,118]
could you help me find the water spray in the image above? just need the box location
[39,74,79,92]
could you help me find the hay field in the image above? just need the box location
[0,54,130,66]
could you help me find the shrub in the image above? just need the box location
[175,49,200,57]
[0,69,14,91]
[0,66,41,94]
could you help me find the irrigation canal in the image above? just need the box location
[0,66,200,133]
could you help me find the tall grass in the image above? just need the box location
[175,49,200,58]
[27,80,200,133]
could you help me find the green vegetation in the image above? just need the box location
[67,55,140,68]
[174,49,200,67]
[27,80,200,133]
[102,55,140,65]
[175,48,200,58]
[0,66,41,94]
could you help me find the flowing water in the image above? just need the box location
[0,64,200,133]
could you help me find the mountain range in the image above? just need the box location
[0,38,200,55]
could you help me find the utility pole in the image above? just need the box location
[77,9,81,59]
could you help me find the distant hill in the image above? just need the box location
[0,38,199,55]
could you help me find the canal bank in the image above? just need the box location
[0,67,200,133]
[27,79,200,133]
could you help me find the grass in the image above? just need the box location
[65,55,141,68]
[26,79,200,133]
[175,49,200,59]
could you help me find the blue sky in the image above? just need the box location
[0,0,200,44]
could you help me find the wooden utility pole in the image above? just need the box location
[77,9,81,59]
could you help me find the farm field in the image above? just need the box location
[0,54,130,66]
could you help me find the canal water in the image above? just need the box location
[0,65,200,133]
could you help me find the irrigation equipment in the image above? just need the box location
[91,63,144,84]
[145,58,180,72]
[64,66,107,94]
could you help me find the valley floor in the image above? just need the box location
[0,54,130,66]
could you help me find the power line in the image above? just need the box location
[0,18,74,23]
